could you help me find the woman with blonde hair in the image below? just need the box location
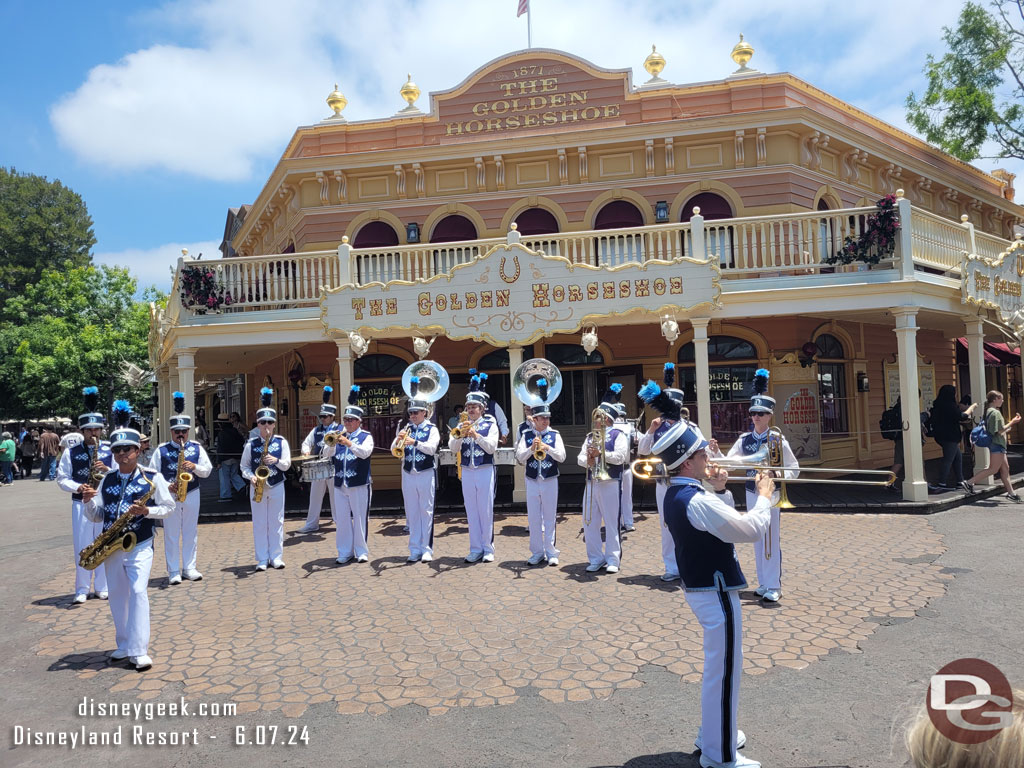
[962,391,1022,501]
[905,689,1023,767]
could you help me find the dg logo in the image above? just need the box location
[927,658,1014,744]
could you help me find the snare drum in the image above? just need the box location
[301,457,334,482]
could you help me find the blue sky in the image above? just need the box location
[3,0,1021,293]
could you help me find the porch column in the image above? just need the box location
[155,366,170,446]
[335,338,354,398]
[893,309,927,501]
[508,345,526,503]
[176,349,197,426]
[964,317,990,484]
[691,318,712,433]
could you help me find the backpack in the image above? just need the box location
[879,406,901,441]
[970,422,993,448]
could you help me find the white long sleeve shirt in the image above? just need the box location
[148,441,213,479]
[301,422,339,456]
[449,416,499,456]
[240,437,292,480]
[669,476,772,543]
[392,421,440,456]
[515,429,567,465]
[577,430,628,472]
[725,429,800,480]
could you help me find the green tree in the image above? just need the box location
[907,1,1023,162]
[0,264,162,419]
[0,167,97,304]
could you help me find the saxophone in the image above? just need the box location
[173,441,193,503]
[79,473,157,570]
[86,436,106,490]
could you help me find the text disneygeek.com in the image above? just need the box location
[11,696,310,748]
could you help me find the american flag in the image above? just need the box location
[517,0,529,17]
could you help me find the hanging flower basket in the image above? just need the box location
[180,265,230,312]
[824,194,900,266]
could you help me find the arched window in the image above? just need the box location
[594,200,645,267]
[514,208,559,235]
[430,214,479,274]
[353,222,402,283]
[353,221,400,248]
[677,335,759,442]
[815,333,849,436]
[543,344,604,427]
[478,349,510,370]
[545,344,604,367]
[683,193,734,268]
[354,354,406,379]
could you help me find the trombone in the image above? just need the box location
[630,454,897,487]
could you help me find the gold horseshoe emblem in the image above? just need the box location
[499,254,521,284]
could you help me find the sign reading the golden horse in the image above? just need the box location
[322,232,721,346]
[962,237,1024,331]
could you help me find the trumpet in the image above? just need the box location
[449,412,471,440]
[531,436,547,462]
[392,426,411,459]
[252,465,271,503]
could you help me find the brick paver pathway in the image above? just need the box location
[27,511,948,718]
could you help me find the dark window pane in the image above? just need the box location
[545,344,604,367]
[354,354,406,378]
[818,362,849,435]
[678,336,756,364]
[815,333,845,359]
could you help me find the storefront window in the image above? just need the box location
[678,336,759,443]
[354,354,407,448]
[815,333,849,436]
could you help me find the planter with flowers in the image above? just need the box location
[180,265,231,313]
[823,194,900,268]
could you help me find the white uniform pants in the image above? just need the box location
[72,500,107,596]
[250,482,284,564]
[163,489,200,575]
[656,482,678,577]
[333,484,371,559]
[684,589,743,766]
[304,478,337,527]
[619,470,634,528]
[462,466,496,557]
[402,470,435,558]
[105,540,155,657]
[582,479,621,567]
[525,476,559,559]
[746,491,782,591]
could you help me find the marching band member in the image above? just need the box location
[725,368,799,603]
[516,405,534,442]
[298,386,340,533]
[577,385,628,573]
[56,386,112,604]
[393,377,440,563]
[654,419,773,768]
[450,375,499,563]
[240,388,291,571]
[82,401,174,672]
[150,392,212,584]
[332,386,374,565]
[613,396,637,533]
[515,378,565,566]
[637,365,684,582]
[476,370,510,443]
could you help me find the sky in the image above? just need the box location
[2,0,1022,294]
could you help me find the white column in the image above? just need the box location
[691,318,712,433]
[155,367,170,446]
[893,309,927,501]
[335,339,354,401]
[176,349,197,426]
[508,345,526,503]
[964,317,990,484]
[895,190,914,280]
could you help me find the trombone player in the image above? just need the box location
[577,385,628,574]
[450,375,499,563]
[150,391,212,584]
[724,368,799,603]
[513,361,565,566]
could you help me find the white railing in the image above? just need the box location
[910,209,970,272]
[976,230,1012,261]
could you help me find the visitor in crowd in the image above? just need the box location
[929,385,976,489]
[0,432,16,486]
[905,688,1023,768]
[37,426,60,481]
[963,390,1022,501]
[18,429,37,478]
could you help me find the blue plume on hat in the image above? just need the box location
[752,368,770,396]
[410,375,420,398]
[478,372,488,392]
[610,382,623,402]
[112,400,132,428]
[322,386,333,404]
[468,368,477,375]
[638,380,661,404]
[664,362,676,388]
[537,377,549,404]
[82,385,99,412]
[469,375,479,392]
[172,391,185,414]
[638,379,680,420]
[260,387,273,408]
[348,385,360,405]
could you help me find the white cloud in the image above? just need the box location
[50,0,1019,183]
[94,239,221,293]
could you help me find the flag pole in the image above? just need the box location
[527,3,532,49]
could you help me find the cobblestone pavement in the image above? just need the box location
[26,508,949,720]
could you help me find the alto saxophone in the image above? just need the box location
[86,436,106,490]
[173,441,192,503]
[79,473,157,571]
[253,465,271,503]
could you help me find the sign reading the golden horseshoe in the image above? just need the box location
[962,237,1024,332]
[321,231,721,346]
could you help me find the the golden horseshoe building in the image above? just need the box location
[150,42,1024,501]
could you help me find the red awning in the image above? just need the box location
[957,338,1002,366]
[986,341,1021,365]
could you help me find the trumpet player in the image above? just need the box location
[393,378,440,563]
[56,385,112,604]
[331,386,374,565]
[150,391,212,584]
[450,375,499,563]
[725,368,799,603]
[82,401,174,672]
[577,386,628,573]
[240,388,291,571]
[515,380,565,566]
[655,420,773,768]
[298,386,339,534]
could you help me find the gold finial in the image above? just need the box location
[644,45,666,78]
[398,74,422,113]
[326,83,348,119]
[730,34,755,71]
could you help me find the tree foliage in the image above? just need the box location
[907,1,1024,162]
[0,167,96,304]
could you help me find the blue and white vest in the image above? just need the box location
[98,469,159,546]
[69,441,113,500]
[248,436,286,487]
[737,430,770,494]
[588,428,623,481]
[333,430,372,488]
[459,417,496,468]
[663,479,746,592]
[313,422,341,454]
[523,429,560,480]
[401,422,437,473]
[157,441,202,494]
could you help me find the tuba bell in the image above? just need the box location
[396,361,450,458]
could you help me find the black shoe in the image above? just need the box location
[1007,493,1022,502]
[961,481,975,494]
